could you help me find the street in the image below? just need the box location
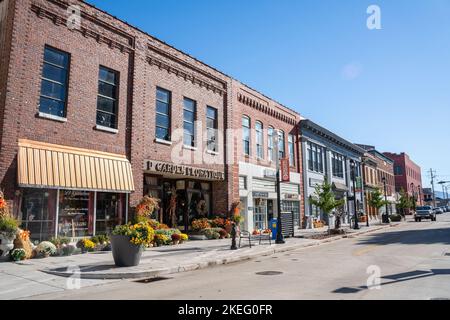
[27,213,450,300]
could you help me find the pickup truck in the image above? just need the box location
[414,206,437,222]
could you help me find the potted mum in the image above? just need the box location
[0,192,19,260]
[111,222,154,267]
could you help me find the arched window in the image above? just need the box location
[268,126,274,161]
[242,116,251,156]
[255,121,264,159]
[278,130,285,159]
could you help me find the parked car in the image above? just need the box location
[446,206,450,212]
[415,206,437,222]
[435,207,444,215]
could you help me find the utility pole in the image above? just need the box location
[429,169,437,207]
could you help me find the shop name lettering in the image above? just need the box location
[146,161,224,180]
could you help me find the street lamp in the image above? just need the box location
[273,130,285,244]
[381,177,389,223]
[350,160,359,230]
[410,183,416,212]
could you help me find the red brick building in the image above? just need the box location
[383,152,423,206]
[0,0,303,240]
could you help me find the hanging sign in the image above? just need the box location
[281,158,290,182]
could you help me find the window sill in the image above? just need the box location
[95,125,118,134]
[154,138,173,146]
[183,145,197,151]
[206,150,219,156]
[38,112,67,123]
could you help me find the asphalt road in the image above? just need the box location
[30,213,450,300]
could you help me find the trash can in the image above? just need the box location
[270,219,278,240]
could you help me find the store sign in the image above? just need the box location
[253,191,269,198]
[281,158,290,182]
[145,160,225,181]
[264,169,277,180]
[285,194,300,200]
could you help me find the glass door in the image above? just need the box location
[253,198,267,230]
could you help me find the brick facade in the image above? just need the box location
[0,0,304,226]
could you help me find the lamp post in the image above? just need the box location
[350,160,359,230]
[382,177,389,223]
[274,130,285,244]
[410,183,416,212]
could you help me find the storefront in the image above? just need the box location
[143,160,225,232]
[16,140,134,243]
[239,162,301,232]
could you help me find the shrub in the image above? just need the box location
[35,241,57,257]
[171,233,181,241]
[180,233,189,242]
[210,217,225,228]
[91,235,109,245]
[76,239,96,252]
[154,234,171,246]
[0,215,19,238]
[201,228,221,240]
[113,222,155,247]
[49,237,71,248]
[192,218,211,231]
[10,248,26,262]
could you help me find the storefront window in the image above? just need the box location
[96,193,124,235]
[20,189,57,243]
[58,190,94,238]
[282,201,301,227]
[254,198,267,230]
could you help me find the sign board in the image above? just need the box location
[264,169,277,180]
[280,158,290,182]
[145,160,225,181]
[285,193,300,200]
[252,191,269,199]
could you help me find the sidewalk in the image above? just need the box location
[0,222,399,281]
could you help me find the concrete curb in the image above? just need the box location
[41,223,400,280]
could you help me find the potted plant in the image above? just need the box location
[34,241,57,258]
[10,248,26,262]
[111,222,154,267]
[0,193,19,260]
[171,233,181,245]
[76,239,95,254]
[179,233,188,244]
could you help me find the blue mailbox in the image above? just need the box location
[270,218,278,240]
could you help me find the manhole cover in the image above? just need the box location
[256,271,283,276]
[134,277,170,284]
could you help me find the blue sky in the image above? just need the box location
[87,0,450,187]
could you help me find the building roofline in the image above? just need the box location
[81,0,301,118]
[300,119,365,156]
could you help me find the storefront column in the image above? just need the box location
[55,189,60,238]
[125,193,129,223]
[93,192,97,236]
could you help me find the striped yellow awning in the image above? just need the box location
[17,139,134,192]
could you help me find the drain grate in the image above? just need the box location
[134,277,171,284]
[256,271,283,276]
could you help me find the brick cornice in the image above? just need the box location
[31,2,135,54]
[146,54,226,96]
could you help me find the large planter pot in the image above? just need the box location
[111,235,143,267]
[0,232,15,260]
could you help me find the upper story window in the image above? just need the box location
[183,98,196,147]
[278,130,286,159]
[206,106,218,152]
[155,87,171,141]
[242,116,251,156]
[288,134,295,166]
[97,66,119,129]
[268,126,274,162]
[332,152,345,178]
[394,165,403,176]
[307,142,324,173]
[255,121,264,159]
[39,46,70,118]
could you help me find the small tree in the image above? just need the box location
[396,188,412,218]
[369,188,388,217]
[310,180,345,230]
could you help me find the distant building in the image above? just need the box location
[383,152,423,207]
[356,145,396,217]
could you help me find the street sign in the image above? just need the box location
[281,158,290,182]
